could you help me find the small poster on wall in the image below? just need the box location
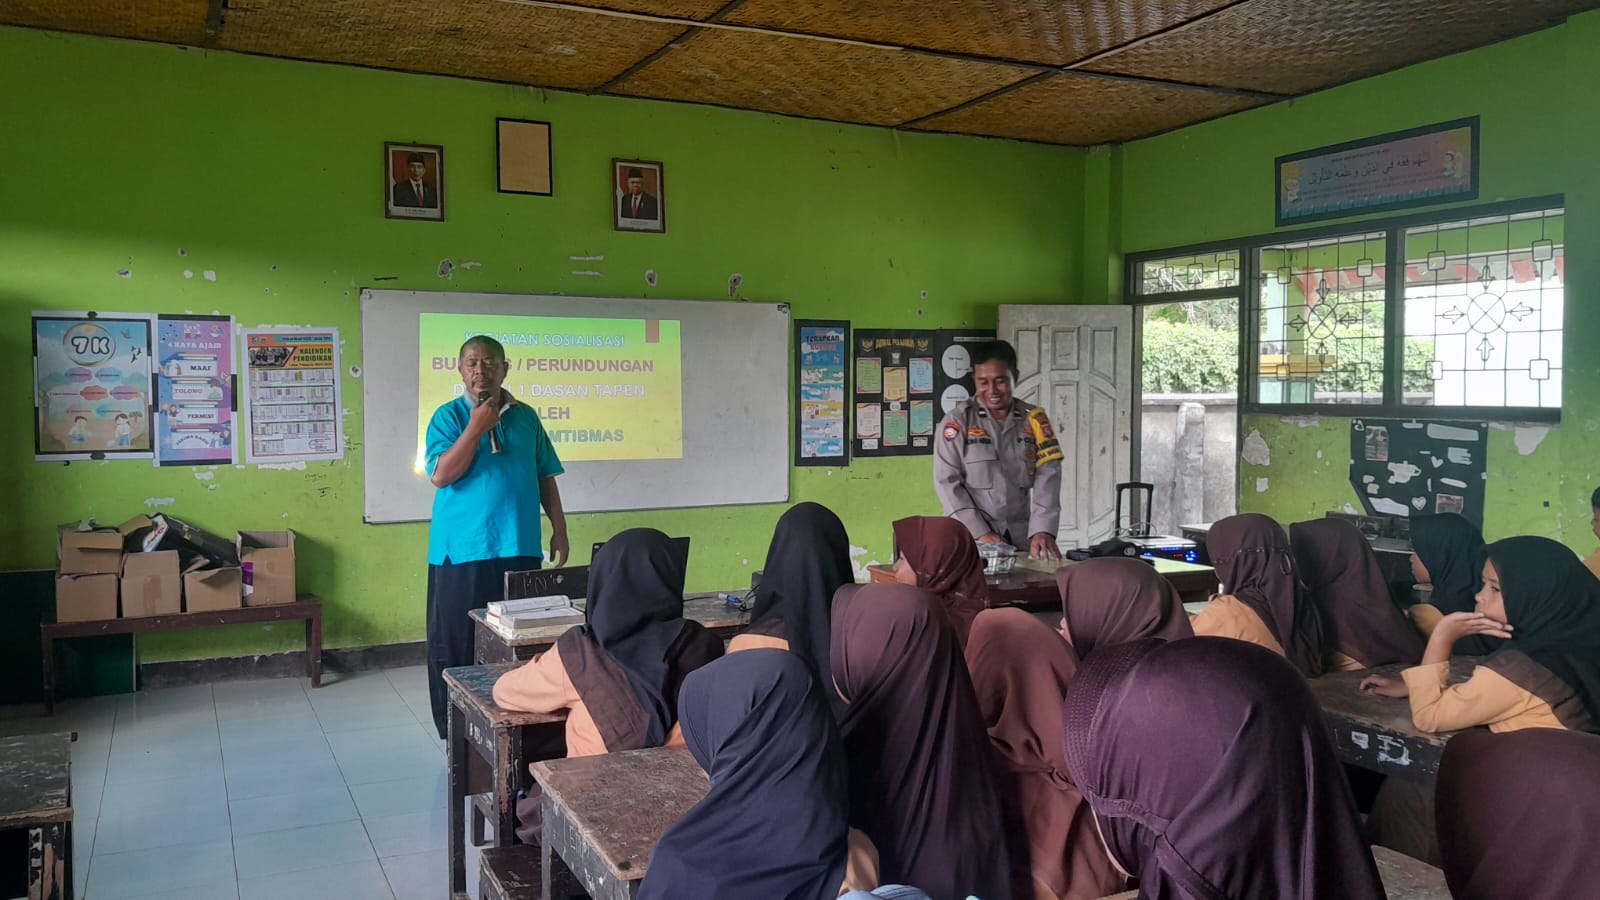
[1348,418,1487,527]
[794,320,850,467]
[385,141,445,221]
[33,312,154,461]
[241,327,344,464]
[933,329,996,415]
[155,315,236,466]
[853,329,936,458]
[1276,117,1478,226]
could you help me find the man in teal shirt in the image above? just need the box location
[424,335,568,738]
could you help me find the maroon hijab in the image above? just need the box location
[1437,728,1600,900]
[832,584,1015,900]
[1290,518,1425,668]
[893,516,989,646]
[1057,557,1194,658]
[1062,637,1384,900]
[1207,513,1329,678]
[966,609,1125,900]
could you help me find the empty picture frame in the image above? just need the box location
[497,118,553,196]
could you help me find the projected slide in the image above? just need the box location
[416,313,683,465]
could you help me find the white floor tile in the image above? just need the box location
[237,857,395,900]
[94,796,233,855]
[378,848,448,900]
[229,787,358,837]
[84,838,237,900]
[348,772,446,820]
[224,757,349,802]
[232,818,378,879]
[362,808,445,859]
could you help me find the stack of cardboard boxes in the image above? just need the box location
[54,514,297,623]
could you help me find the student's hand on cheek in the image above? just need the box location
[1437,611,1514,643]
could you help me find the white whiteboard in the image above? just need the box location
[360,289,790,523]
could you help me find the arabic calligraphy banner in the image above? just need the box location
[1275,117,1478,226]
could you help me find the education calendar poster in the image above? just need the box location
[241,327,344,464]
[33,312,154,461]
[155,315,236,466]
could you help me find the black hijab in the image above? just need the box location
[1410,514,1485,615]
[1479,536,1600,731]
[556,528,723,748]
[1062,637,1384,900]
[750,502,854,714]
[639,649,848,900]
[832,584,1015,900]
[1207,513,1329,678]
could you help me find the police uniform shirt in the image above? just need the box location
[933,398,1062,545]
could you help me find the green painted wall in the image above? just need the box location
[1115,12,1600,551]
[0,27,1086,661]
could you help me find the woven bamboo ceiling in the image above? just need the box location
[7,0,1599,144]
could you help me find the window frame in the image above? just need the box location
[1124,194,1564,423]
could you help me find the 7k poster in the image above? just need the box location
[156,315,236,466]
[33,313,154,460]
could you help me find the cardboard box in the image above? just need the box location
[56,572,118,622]
[184,565,242,612]
[57,523,125,575]
[238,530,296,606]
[121,550,182,618]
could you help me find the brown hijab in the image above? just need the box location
[1437,728,1600,900]
[1057,557,1194,658]
[893,515,989,646]
[832,584,1015,900]
[1290,518,1425,668]
[966,609,1125,900]
[1207,512,1329,678]
[1062,637,1384,900]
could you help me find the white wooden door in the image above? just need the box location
[998,305,1134,550]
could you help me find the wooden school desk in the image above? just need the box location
[1307,659,1471,781]
[1099,846,1448,899]
[472,593,752,664]
[532,746,707,900]
[866,557,1217,609]
[442,663,568,900]
[0,732,73,900]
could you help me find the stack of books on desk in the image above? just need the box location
[485,594,584,638]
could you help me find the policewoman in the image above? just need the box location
[933,340,1064,560]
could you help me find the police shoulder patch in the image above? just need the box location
[942,423,961,442]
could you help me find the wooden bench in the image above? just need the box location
[1308,659,1469,781]
[442,663,568,900]
[1098,846,1447,898]
[532,746,708,900]
[0,732,74,900]
[39,593,323,713]
[867,557,1217,609]
[472,593,752,664]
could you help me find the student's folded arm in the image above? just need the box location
[1402,662,1523,732]
[491,644,578,714]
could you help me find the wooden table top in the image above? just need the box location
[867,556,1215,601]
[470,593,751,647]
[0,733,73,828]
[1099,846,1446,899]
[442,662,568,728]
[1308,659,1468,750]
[532,746,707,884]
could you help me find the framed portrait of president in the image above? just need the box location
[613,158,665,233]
[385,142,445,222]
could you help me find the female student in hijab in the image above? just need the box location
[890,516,989,647]
[729,503,854,683]
[832,584,1016,900]
[494,529,723,751]
[639,649,880,899]
[965,609,1125,900]
[1190,513,1329,678]
[1436,728,1600,900]
[1290,517,1424,670]
[1360,535,1600,734]
[1062,637,1385,900]
[1055,557,1192,657]
[1405,513,1486,636]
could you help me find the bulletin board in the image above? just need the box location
[933,329,996,416]
[853,329,936,457]
[1348,418,1487,527]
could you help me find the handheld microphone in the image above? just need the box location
[478,391,503,454]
